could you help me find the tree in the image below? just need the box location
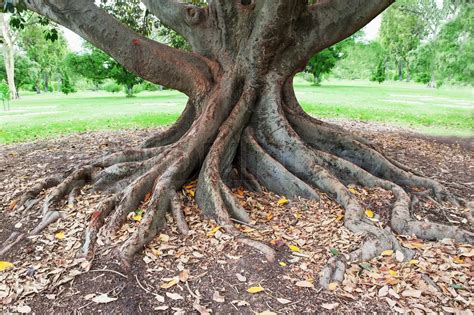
[379,1,425,81]
[2,0,471,290]
[0,53,39,94]
[0,13,17,99]
[305,36,354,85]
[333,42,384,80]
[66,46,143,96]
[371,58,387,83]
[18,23,68,92]
[65,50,110,90]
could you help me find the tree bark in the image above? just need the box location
[0,13,18,100]
[3,0,472,289]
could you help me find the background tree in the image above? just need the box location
[18,23,68,92]
[379,1,425,81]
[0,53,39,95]
[2,0,471,291]
[305,36,355,85]
[0,13,17,98]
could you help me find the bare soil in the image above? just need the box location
[1,121,472,314]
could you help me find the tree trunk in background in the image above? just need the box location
[0,13,18,100]
[44,73,49,92]
[398,61,403,81]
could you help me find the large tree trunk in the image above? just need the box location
[2,0,472,289]
[0,13,18,100]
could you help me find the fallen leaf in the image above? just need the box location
[154,305,169,311]
[161,278,178,289]
[276,298,291,304]
[381,250,394,256]
[295,280,314,288]
[179,270,189,282]
[348,187,358,194]
[330,248,340,256]
[236,273,247,282]
[336,214,344,222]
[328,282,338,291]
[409,259,419,265]
[55,231,65,240]
[193,301,211,315]
[0,261,14,271]
[213,291,225,303]
[365,209,374,218]
[155,294,165,303]
[378,286,389,297]
[395,250,404,262]
[247,286,265,293]
[452,256,464,264]
[92,294,117,304]
[17,305,31,314]
[207,226,221,237]
[288,244,300,252]
[279,261,287,267]
[401,289,422,298]
[166,292,183,300]
[277,198,289,205]
[257,311,276,315]
[266,212,274,221]
[321,303,339,310]
[132,214,142,222]
[388,269,398,277]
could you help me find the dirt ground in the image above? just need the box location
[0,120,473,314]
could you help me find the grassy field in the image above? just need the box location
[1,78,472,144]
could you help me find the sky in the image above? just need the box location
[63,15,382,53]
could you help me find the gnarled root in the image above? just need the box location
[6,75,471,288]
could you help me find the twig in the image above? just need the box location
[135,274,151,293]
[88,268,128,279]
[185,281,200,300]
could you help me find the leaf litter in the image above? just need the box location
[0,124,472,313]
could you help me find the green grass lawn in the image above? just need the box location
[0,78,472,144]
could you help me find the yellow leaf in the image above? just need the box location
[409,259,419,265]
[348,187,358,194]
[365,209,374,218]
[247,286,265,293]
[186,190,195,198]
[388,269,398,277]
[160,278,178,289]
[279,261,287,267]
[207,226,221,237]
[132,214,142,222]
[55,231,65,240]
[453,257,464,264]
[277,198,289,205]
[336,214,344,222]
[328,282,338,291]
[381,250,394,256]
[266,212,274,221]
[0,261,14,271]
[288,245,300,252]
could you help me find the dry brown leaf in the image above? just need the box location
[212,291,225,303]
[321,303,339,310]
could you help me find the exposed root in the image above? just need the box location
[80,195,118,259]
[17,175,64,212]
[8,74,470,291]
[170,190,189,236]
[241,128,319,200]
[0,232,25,256]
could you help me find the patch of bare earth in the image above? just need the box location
[1,122,472,314]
